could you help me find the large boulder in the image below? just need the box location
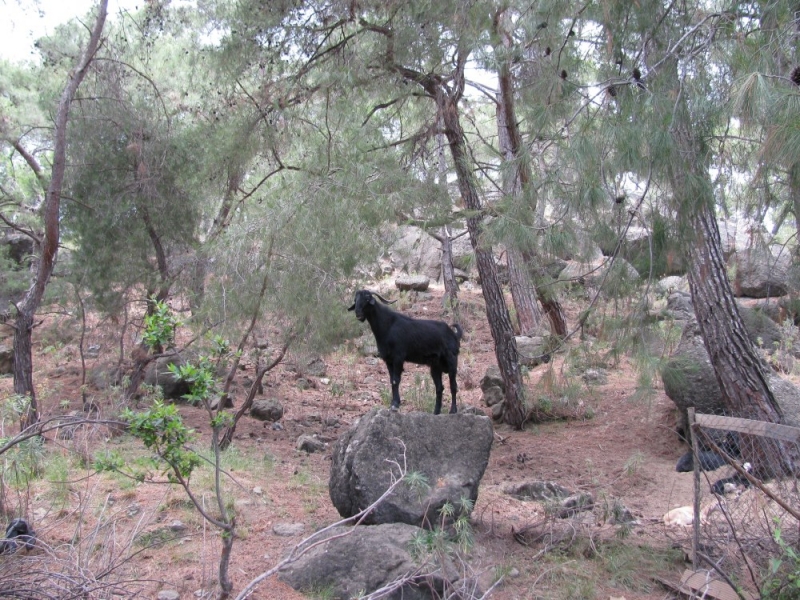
[661,322,800,436]
[329,408,493,527]
[387,226,442,281]
[143,353,191,400]
[732,244,791,298]
[278,523,456,600]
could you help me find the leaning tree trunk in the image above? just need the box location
[670,115,798,478]
[12,0,108,429]
[437,89,527,428]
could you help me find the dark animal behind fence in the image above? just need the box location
[348,290,463,414]
[0,519,36,554]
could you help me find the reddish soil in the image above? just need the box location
[0,286,705,600]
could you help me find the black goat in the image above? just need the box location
[348,290,463,414]
[675,450,728,473]
[0,518,36,554]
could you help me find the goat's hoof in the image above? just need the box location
[390,405,399,412]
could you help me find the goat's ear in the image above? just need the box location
[347,303,355,311]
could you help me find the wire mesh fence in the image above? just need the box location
[690,411,800,598]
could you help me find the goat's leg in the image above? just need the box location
[430,367,445,415]
[447,368,458,414]
[388,361,403,411]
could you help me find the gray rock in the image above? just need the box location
[505,481,572,502]
[301,355,327,378]
[480,366,504,393]
[515,336,550,367]
[483,386,505,407]
[395,275,430,292]
[656,276,689,296]
[297,435,326,453]
[329,408,493,527]
[732,245,791,298]
[582,368,608,385]
[558,493,594,518]
[250,398,284,422]
[169,520,187,533]
[662,322,800,434]
[143,353,191,400]
[278,523,456,600]
[273,522,305,537]
[666,292,695,321]
[157,591,180,600]
[0,343,12,375]
[387,225,443,281]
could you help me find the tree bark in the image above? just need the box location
[670,115,797,477]
[12,0,108,428]
[493,9,566,338]
[435,80,527,428]
[436,124,460,313]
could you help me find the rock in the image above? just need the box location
[208,395,234,411]
[157,591,180,600]
[278,523,457,600]
[329,408,493,527]
[169,520,187,533]
[483,386,505,407]
[558,257,639,288]
[395,275,430,292]
[656,276,689,296]
[582,368,608,385]
[273,522,305,537]
[558,493,594,518]
[88,363,121,390]
[301,355,327,378]
[515,336,551,367]
[662,322,800,435]
[296,435,326,453]
[666,292,694,321]
[732,244,791,298]
[505,481,572,502]
[387,225,443,281]
[85,344,101,359]
[143,353,191,400]
[0,343,12,375]
[250,398,284,422]
[480,366,504,393]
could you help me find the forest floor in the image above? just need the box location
[0,284,759,600]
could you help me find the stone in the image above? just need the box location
[143,353,191,400]
[157,591,180,600]
[273,522,305,537]
[329,408,493,527]
[278,523,458,600]
[395,275,430,292]
[250,398,284,422]
[296,435,326,453]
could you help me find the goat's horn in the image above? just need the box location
[370,291,396,305]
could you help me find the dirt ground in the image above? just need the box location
[0,285,718,600]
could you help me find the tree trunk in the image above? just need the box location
[12,0,108,428]
[506,249,542,334]
[493,9,566,338]
[670,116,797,477]
[362,20,527,427]
[438,90,527,428]
[436,125,459,312]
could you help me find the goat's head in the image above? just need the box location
[348,290,395,322]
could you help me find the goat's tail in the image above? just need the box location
[452,323,464,341]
